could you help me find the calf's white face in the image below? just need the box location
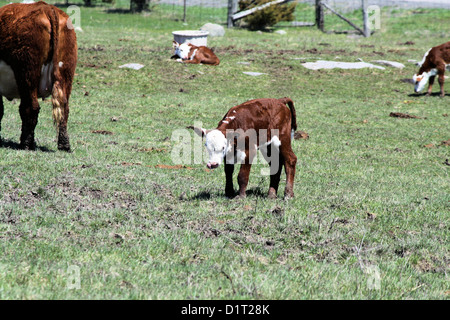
[173,41,191,60]
[204,130,229,169]
[413,69,437,92]
[189,126,230,169]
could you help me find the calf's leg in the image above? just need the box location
[267,145,283,199]
[237,163,252,198]
[438,73,445,97]
[224,162,235,198]
[435,62,447,97]
[236,149,257,198]
[427,76,435,96]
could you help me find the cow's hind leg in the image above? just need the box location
[19,92,40,150]
[52,80,71,152]
[280,144,297,199]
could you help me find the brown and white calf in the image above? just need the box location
[172,41,220,66]
[0,2,77,151]
[189,98,298,199]
[413,41,450,97]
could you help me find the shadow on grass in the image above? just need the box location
[189,187,267,201]
[0,139,54,153]
[408,92,448,97]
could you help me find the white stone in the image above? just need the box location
[200,23,225,37]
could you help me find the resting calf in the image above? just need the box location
[172,41,220,66]
[413,41,450,97]
[189,98,297,199]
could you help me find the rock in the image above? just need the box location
[301,60,385,70]
[119,63,144,70]
[200,23,225,37]
[243,72,266,76]
[275,30,286,35]
[372,60,405,69]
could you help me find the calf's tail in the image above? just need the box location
[280,97,297,132]
[48,7,66,128]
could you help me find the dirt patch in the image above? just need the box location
[216,46,352,57]
[136,147,167,153]
[79,45,105,52]
[389,112,422,119]
[401,78,415,84]
[154,164,193,170]
[0,176,138,213]
[439,139,450,147]
[121,162,142,166]
[92,130,113,135]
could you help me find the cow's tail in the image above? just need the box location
[280,97,297,139]
[48,7,65,128]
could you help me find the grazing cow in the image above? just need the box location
[172,41,220,66]
[188,98,297,199]
[413,41,450,97]
[0,1,77,151]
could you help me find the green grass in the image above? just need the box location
[0,1,448,299]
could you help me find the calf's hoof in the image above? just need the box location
[225,190,235,198]
[58,144,72,152]
[267,189,277,199]
[20,141,36,151]
[284,191,294,200]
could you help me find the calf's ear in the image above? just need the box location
[187,126,209,137]
[173,41,180,49]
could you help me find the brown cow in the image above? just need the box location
[413,41,450,97]
[0,1,77,151]
[189,98,297,199]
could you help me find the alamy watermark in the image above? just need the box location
[67,265,81,290]
[367,5,381,31]
[66,5,81,31]
[365,265,381,291]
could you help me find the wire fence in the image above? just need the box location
[325,0,450,12]
[156,0,450,29]
[158,0,317,26]
[42,0,450,30]
[158,0,229,24]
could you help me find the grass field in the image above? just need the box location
[0,1,448,299]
